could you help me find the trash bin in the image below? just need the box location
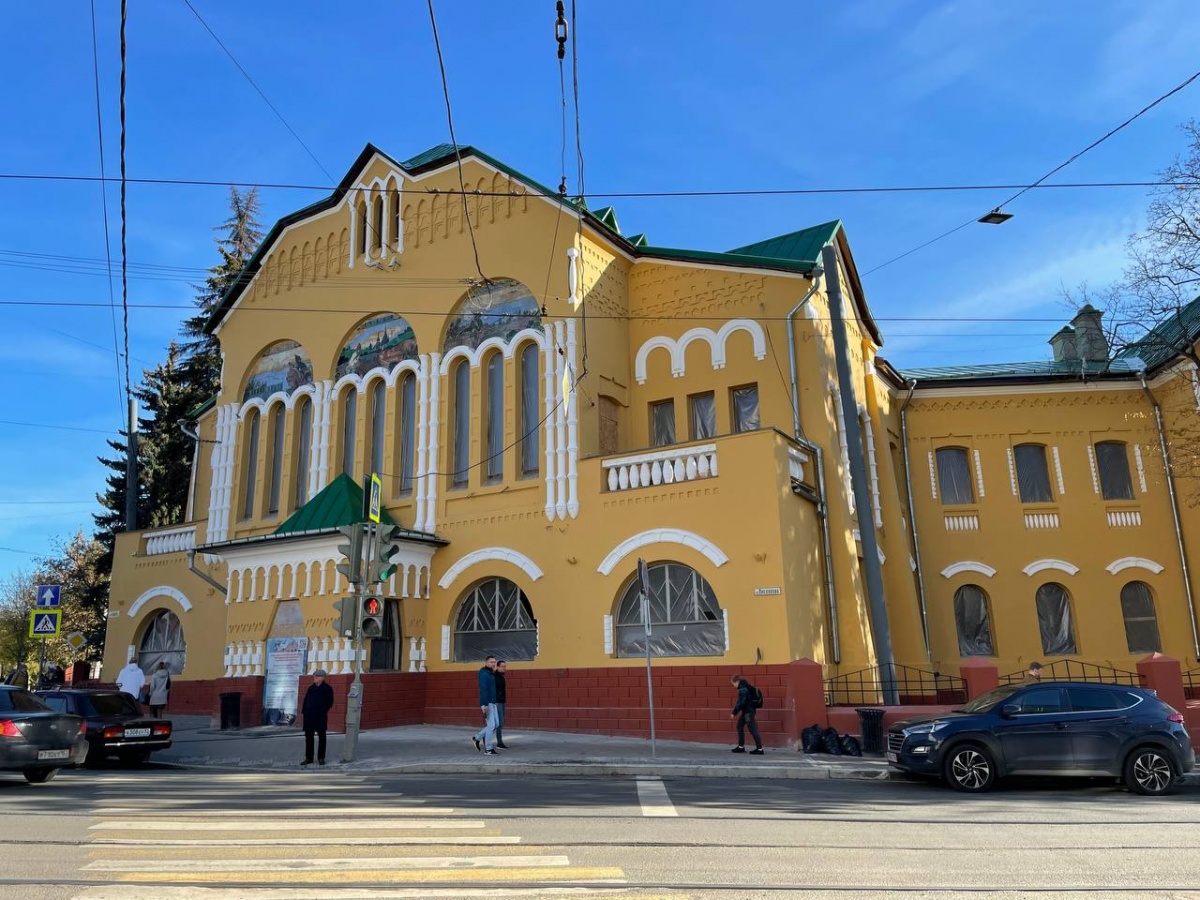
[856,707,886,755]
[219,692,242,730]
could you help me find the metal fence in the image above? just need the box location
[825,663,967,707]
[999,659,1143,687]
[1184,669,1200,701]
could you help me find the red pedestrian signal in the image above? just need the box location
[361,596,384,639]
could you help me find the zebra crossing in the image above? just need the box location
[68,771,672,899]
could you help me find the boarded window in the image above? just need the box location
[1120,580,1162,654]
[689,392,716,441]
[953,584,995,656]
[599,396,619,456]
[1014,443,1053,503]
[1095,441,1134,500]
[731,384,760,433]
[1035,582,1078,655]
[650,400,675,447]
[936,447,975,505]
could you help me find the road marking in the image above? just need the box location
[90,819,488,831]
[89,836,521,847]
[635,778,677,817]
[84,854,571,873]
[93,807,453,817]
[72,887,637,899]
[104,867,626,884]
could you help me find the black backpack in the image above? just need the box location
[752,686,764,709]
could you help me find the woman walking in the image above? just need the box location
[147,662,171,718]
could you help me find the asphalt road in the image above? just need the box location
[2,763,1199,899]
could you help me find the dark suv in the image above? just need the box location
[887,682,1194,795]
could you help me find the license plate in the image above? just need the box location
[37,749,70,761]
[886,751,898,763]
[123,728,151,738]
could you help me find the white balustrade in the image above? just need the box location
[144,525,197,556]
[1024,512,1060,529]
[418,637,427,672]
[1107,510,1142,527]
[604,444,718,493]
[408,636,419,673]
[944,514,980,532]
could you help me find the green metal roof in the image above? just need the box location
[1114,295,1200,371]
[900,358,1138,384]
[727,220,841,265]
[273,473,396,536]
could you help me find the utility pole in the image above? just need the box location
[821,242,898,705]
[124,397,138,531]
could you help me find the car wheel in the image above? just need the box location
[119,750,152,767]
[942,743,997,792]
[23,767,57,784]
[1124,746,1176,796]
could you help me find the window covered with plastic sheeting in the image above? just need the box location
[397,374,416,494]
[615,562,725,658]
[340,389,357,478]
[689,392,716,441]
[953,584,995,656]
[1014,443,1053,503]
[520,342,540,476]
[138,610,186,675]
[453,578,538,662]
[369,380,386,478]
[452,362,470,487]
[1035,582,1078,655]
[731,384,760,433]
[1095,441,1134,500]
[485,353,504,483]
[936,447,975,505]
[1120,581,1162,653]
[295,398,312,507]
[650,399,675,447]
[242,410,260,519]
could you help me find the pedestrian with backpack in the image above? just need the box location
[729,673,764,755]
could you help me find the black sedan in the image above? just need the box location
[0,685,87,783]
[887,681,1195,795]
[36,689,172,765]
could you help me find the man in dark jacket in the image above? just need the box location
[493,660,509,750]
[729,673,764,755]
[471,655,499,754]
[301,669,335,766]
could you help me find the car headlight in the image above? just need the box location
[905,721,948,736]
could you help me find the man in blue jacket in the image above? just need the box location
[472,655,499,754]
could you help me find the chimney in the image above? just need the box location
[1071,304,1108,363]
[1049,326,1078,362]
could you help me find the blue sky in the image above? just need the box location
[1,0,1198,576]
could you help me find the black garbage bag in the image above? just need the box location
[801,724,824,754]
[840,735,863,757]
[822,727,844,755]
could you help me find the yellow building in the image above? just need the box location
[103,143,1200,742]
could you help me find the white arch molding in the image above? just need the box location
[940,561,996,579]
[439,328,548,375]
[1022,558,1080,577]
[1105,557,1166,576]
[438,548,545,589]
[633,319,767,384]
[237,382,318,420]
[128,586,193,618]
[597,528,730,576]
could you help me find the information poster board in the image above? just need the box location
[262,637,309,726]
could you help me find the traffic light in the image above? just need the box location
[360,596,384,639]
[367,525,406,585]
[332,597,356,637]
[335,525,363,586]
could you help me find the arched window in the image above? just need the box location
[1035,582,1077,655]
[1120,581,1162,653]
[615,562,725,658]
[295,398,312,508]
[1095,441,1134,500]
[520,342,540,476]
[138,610,185,675]
[369,380,386,477]
[1014,443,1054,503]
[372,193,384,252]
[356,201,368,257]
[451,361,470,488]
[397,373,416,495]
[935,447,975,504]
[242,410,261,519]
[453,577,538,662]
[953,584,994,656]
[484,352,504,483]
[389,187,400,250]
[341,389,358,477]
[267,404,286,516]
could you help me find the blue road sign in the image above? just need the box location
[35,585,61,608]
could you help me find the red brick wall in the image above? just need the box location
[302,672,428,732]
[167,677,262,726]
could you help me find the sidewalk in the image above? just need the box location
[158,716,894,781]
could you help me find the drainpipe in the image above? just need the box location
[899,380,931,662]
[1140,375,1200,659]
[785,268,839,662]
[187,549,227,597]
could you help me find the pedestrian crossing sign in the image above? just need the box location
[29,610,61,639]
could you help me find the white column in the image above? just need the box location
[415,355,430,532]
[567,246,579,307]
[424,352,442,533]
[542,324,556,519]
[554,320,568,520]
[207,405,227,544]
[307,382,324,500]
[566,316,580,519]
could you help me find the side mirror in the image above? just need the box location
[999,704,1019,719]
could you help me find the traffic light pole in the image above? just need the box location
[341,522,377,764]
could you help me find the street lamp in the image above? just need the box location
[978,208,1013,225]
